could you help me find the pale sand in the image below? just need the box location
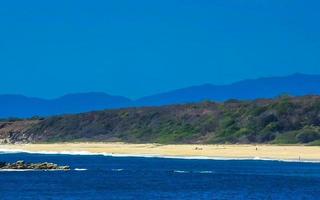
[1,143,320,161]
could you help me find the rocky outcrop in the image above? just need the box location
[0,160,70,170]
[0,120,41,144]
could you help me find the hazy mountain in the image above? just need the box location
[135,73,320,106]
[1,73,320,118]
[0,93,131,118]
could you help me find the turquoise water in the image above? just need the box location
[0,153,320,199]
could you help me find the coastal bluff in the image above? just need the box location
[1,95,320,145]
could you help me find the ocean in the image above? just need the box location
[0,152,320,199]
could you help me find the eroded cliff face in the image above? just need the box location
[0,120,41,144]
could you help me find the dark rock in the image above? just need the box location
[0,161,70,170]
[0,162,6,168]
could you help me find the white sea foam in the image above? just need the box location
[173,170,214,174]
[74,168,88,171]
[0,148,28,154]
[112,168,124,172]
[0,169,68,172]
[173,170,190,173]
[196,170,214,174]
[0,169,35,172]
[0,148,319,163]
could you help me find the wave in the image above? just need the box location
[173,170,190,173]
[195,170,214,174]
[111,168,124,172]
[0,169,69,172]
[74,168,88,171]
[173,170,214,174]
[0,148,319,163]
[0,169,35,172]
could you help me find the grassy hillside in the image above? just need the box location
[1,96,320,145]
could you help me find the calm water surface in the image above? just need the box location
[0,153,320,199]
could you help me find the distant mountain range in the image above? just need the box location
[1,73,320,118]
[0,93,131,118]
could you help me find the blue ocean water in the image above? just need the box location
[0,153,320,199]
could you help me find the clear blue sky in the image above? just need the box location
[0,0,319,99]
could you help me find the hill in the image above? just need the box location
[1,73,320,118]
[0,93,131,118]
[1,95,320,145]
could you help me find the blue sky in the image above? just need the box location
[0,0,319,98]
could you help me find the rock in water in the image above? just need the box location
[0,160,70,170]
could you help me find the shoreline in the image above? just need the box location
[1,143,320,163]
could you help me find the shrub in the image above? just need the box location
[296,130,320,143]
[272,131,298,144]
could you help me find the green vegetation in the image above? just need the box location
[272,131,298,144]
[295,127,320,143]
[273,126,320,144]
[1,95,320,145]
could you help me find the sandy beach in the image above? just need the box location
[1,143,320,162]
